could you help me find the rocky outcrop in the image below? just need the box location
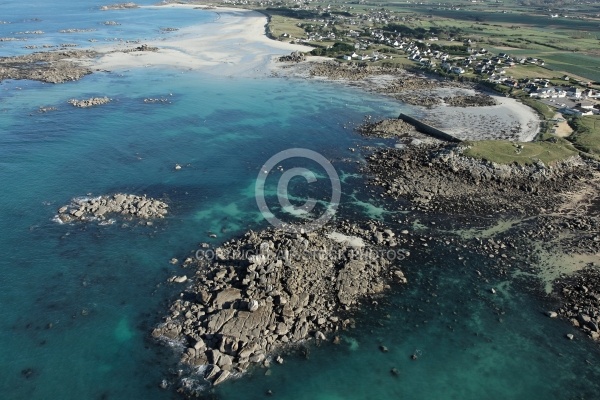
[100,2,138,11]
[143,97,172,104]
[0,50,95,83]
[68,97,111,108]
[366,143,595,216]
[38,106,58,113]
[280,61,470,108]
[59,28,96,33]
[395,92,442,108]
[278,51,305,63]
[152,221,408,391]
[554,266,600,342]
[121,44,159,53]
[357,116,417,138]
[443,94,497,107]
[56,194,168,223]
[308,61,390,80]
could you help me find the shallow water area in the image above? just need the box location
[0,0,213,55]
[215,243,600,400]
[0,53,400,400]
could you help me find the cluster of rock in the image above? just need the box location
[68,97,111,108]
[306,62,459,91]
[23,44,56,49]
[16,30,44,35]
[381,76,459,92]
[0,50,95,83]
[122,44,158,53]
[103,21,121,26]
[278,51,305,63]
[144,98,171,104]
[59,28,96,33]
[160,27,179,32]
[554,266,600,342]
[308,61,402,81]
[56,194,168,223]
[443,94,497,107]
[394,92,442,108]
[38,106,58,113]
[365,143,594,215]
[152,221,408,391]
[357,116,417,138]
[100,2,138,11]
[296,61,474,108]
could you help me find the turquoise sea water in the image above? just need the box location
[2,2,600,399]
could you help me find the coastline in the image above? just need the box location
[1,3,541,142]
[273,58,541,142]
[81,5,313,77]
[3,3,599,396]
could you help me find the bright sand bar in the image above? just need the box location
[86,5,312,76]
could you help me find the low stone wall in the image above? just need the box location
[398,113,461,143]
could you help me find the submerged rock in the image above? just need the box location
[68,97,111,108]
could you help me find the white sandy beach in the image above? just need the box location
[83,5,311,76]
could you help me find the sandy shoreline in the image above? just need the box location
[420,91,540,142]
[82,5,312,77]
[275,59,541,142]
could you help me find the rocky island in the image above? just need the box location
[152,220,408,391]
[0,50,96,83]
[56,193,168,223]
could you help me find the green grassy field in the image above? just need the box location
[463,139,578,165]
[347,1,600,81]
[568,116,600,155]
[517,96,556,120]
[266,15,309,40]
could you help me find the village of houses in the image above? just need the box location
[387,38,599,117]
[294,22,600,117]
[309,25,599,117]
[232,0,600,118]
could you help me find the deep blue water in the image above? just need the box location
[1,2,600,399]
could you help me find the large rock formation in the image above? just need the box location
[56,194,168,223]
[365,143,594,215]
[0,50,95,83]
[153,221,408,391]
